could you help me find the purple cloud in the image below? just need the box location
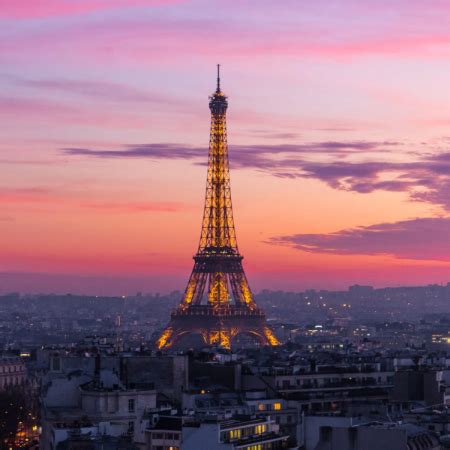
[64,144,206,160]
[63,141,450,211]
[63,141,399,180]
[298,153,450,209]
[63,140,395,160]
[270,217,450,262]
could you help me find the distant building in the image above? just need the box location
[40,363,157,449]
[391,369,450,406]
[314,421,440,450]
[56,433,138,450]
[0,356,26,390]
[145,415,182,450]
[348,285,374,301]
[182,416,289,450]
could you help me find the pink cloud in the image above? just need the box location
[0,0,181,19]
[2,13,450,67]
[0,96,152,129]
[82,201,188,213]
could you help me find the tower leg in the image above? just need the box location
[156,326,174,350]
[230,327,280,347]
[158,326,211,350]
[263,326,280,346]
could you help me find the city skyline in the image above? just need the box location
[3,0,450,294]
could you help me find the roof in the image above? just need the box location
[220,417,267,430]
[151,416,182,431]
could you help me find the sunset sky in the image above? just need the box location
[2,0,450,295]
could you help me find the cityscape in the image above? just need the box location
[4,282,450,448]
[3,1,450,450]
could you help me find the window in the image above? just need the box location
[128,421,134,434]
[255,424,266,435]
[258,404,266,411]
[128,399,135,413]
[229,429,241,440]
[52,357,61,371]
[273,402,281,410]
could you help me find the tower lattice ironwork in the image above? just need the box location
[156,66,279,349]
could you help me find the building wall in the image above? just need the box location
[80,388,156,444]
[0,357,26,390]
[182,423,226,450]
[43,374,91,407]
[391,371,424,402]
[391,370,445,406]
[302,416,358,450]
[315,426,406,450]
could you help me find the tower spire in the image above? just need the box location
[216,63,221,92]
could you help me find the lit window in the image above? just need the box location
[258,404,266,411]
[255,424,266,434]
[229,429,241,440]
[273,402,281,410]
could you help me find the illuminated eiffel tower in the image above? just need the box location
[156,66,279,349]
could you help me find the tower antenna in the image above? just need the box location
[216,64,220,92]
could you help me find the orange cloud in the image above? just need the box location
[0,187,187,213]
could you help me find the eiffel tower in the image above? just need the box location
[156,66,279,349]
